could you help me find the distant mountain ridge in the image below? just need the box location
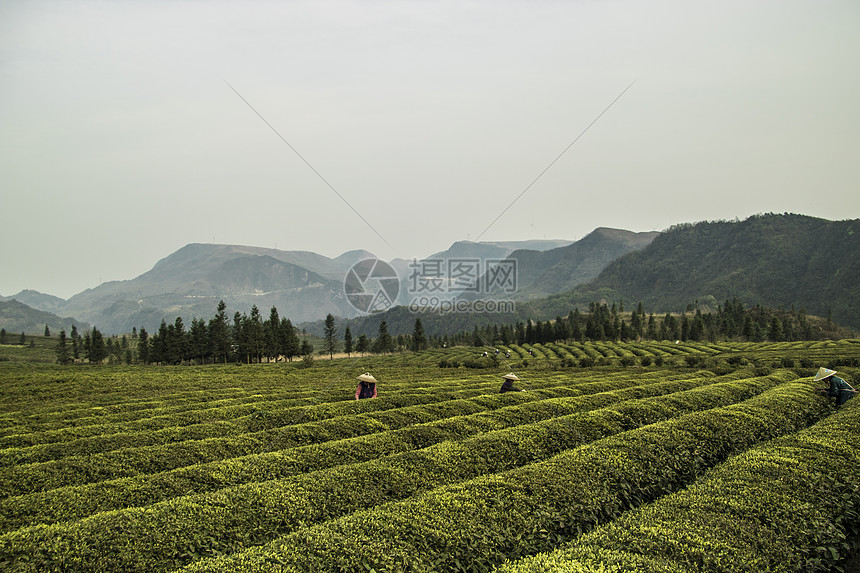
[494,228,659,299]
[0,300,89,336]
[517,214,860,330]
[6,214,857,336]
[3,240,576,334]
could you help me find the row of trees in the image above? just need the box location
[326,315,427,357]
[461,299,826,347]
[52,297,845,365]
[136,302,318,365]
[55,325,137,365]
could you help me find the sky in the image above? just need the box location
[1,0,859,299]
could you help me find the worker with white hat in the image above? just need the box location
[814,367,856,406]
[499,373,524,393]
[355,373,378,400]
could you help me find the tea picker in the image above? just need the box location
[814,367,856,406]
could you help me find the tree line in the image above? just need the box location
[459,298,835,348]
[53,297,849,365]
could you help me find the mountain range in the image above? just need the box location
[2,237,604,335]
[3,214,858,337]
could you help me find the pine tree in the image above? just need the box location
[0,328,6,344]
[323,314,338,359]
[343,326,353,357]
[55,330,71,365]
[88,327,106,364]
[411,319,427,351]
[356,334,370,355]
[70,325,80,359]
[44,324,50,337]
[280,318,300,362]
[265,306,280,362]
[372,321,393,353]
[208,300,231,364]
[189,318,208,364]
[138,328,150,364]
[168,317,187,365]
[248,306,263,363]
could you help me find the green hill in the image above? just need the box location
[522,214,860,329]
[0,300,90,336]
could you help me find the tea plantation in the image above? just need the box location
[0,340,858,572]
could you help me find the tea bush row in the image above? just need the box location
[495,401,860,573]
[177,379,826,573]
[0,371,797,572]
[0,371,731,532]
[0,383,576,498]
[0,371,686,494]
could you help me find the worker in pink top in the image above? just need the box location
[355,372,378,400]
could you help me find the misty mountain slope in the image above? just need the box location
[521,214,860,330]
[0,300,89,335]
[0,290,66,314]
[57,245,372,334]
[508,228,659,298]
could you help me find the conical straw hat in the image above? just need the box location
[503,373,520,381]
[814,367,837,381]
[357,373,377,383]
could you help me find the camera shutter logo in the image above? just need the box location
[344,258,400,314]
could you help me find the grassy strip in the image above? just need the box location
[0,372,728,532]
[174,377,826,573]
[0,372,788,572]
[493,401,860,573]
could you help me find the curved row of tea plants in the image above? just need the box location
[0,371,797,572]
[172,379,826,573]
[0,370,732,532]
[494,400,860,573]
[0,369,664,497]
[0,379,583,498]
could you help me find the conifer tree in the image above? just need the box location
[323,313,338,359]
[372,320,393,353]
[343,326,353,357]
[208,300,231,364]
[356,334,370,355]
[412,318,427,351]
[280,318,300,362]
[138,327,150,364]
[88,327,106,364]
[55,330,71,365]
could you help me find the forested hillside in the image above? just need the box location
[520,214,860,330]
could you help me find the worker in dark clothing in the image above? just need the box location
[355,373,378,400]
[814,367,856,406]
[499,373,524,393]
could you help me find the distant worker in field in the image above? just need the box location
[499,373,524,393]
[355,373,378,400]
[814,367,856,406]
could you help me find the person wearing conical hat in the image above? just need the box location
[499,373,524,393]
[355,373,378,400]
[814,367,856,406]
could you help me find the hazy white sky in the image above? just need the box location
[2,0,858,299]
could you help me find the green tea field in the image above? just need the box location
[0,340,858,572]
